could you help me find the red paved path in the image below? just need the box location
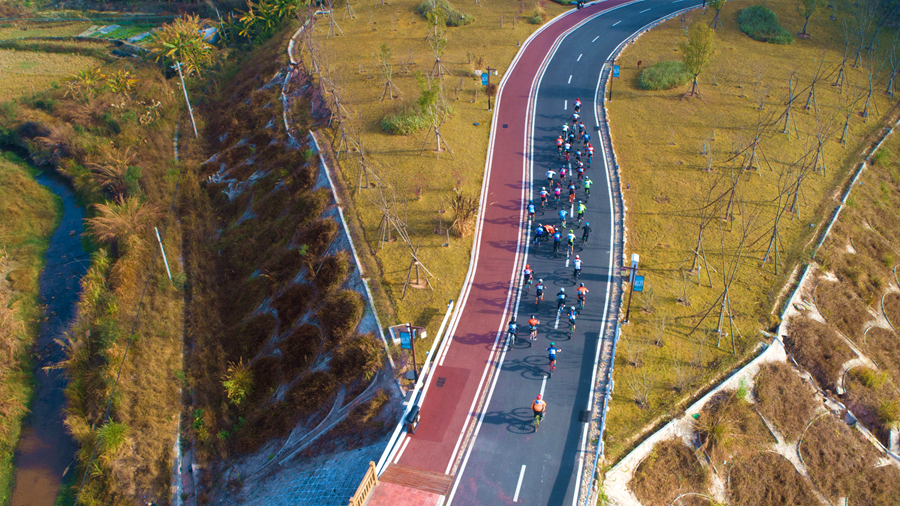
[369,1,630,502]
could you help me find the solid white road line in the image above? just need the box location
[540,375,548,397]
[513,465,527,502]
[568,74,573,84]
[640,7,651,13]
[673,0,684,3]
[577,53,583,61]
[393,436,411,464]
[564,99,568,110]
[554,310,561,329]
[592,35,599,42]
[612,20,621,26]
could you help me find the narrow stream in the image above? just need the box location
[10,169,89,506]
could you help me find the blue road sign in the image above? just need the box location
[634,275,645,292]
[400,330,412,349]
[482,72,489,86]
[612,65,620,78]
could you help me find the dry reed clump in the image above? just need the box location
[863,327,900,382]
[271,282,315,328]
[288,188,331,231]
[848,464,900,505]
[815,280,870,341]
[219,275,271,330]
[753,362,818,440]
[728,451,818,505]
[843,367,900,443]
[297,218,339,258]
[694,389,771,461]
[799,414,880,501]
[252,186,289,222]
[630,438,708,506]
[783,317,854,389]
[248,355,282,406]
[317,290,365,344]
[884,292,900,329]
[331,334,383,381]
[265,247,306,287]
[279,324,321,379]
[313,252,350,292]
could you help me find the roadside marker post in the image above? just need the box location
[622,253,639,323]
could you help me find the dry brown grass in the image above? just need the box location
[799,414,882,501]
[728,451,819,506]
[884,292,900,330]
[848,463,900,506]
[783,316,854,389]
[753,362,818,441]
[864,327,900,383]
[694,389,771,461]
[815,280,871,341]
[843,366,900,444]
[630,438,708,506]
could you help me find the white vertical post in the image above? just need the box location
[155,227,173,282]
[175,62,199,139]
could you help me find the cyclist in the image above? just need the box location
[568,180,577,203]
[527,315,540,342]
[552,228,562,256]
[586,142,594,165]
[581,131,592,145]
[535,279,545,305]
[571,112,580,125]
[532,394,547,425]
[527,201,536,221]
[574,149,582,163]
[577,200,586,222]
[567,306,578,332]
[556,288,567,312]
[581,222,592,246]
[539,187,549,209]
[543,222,556,237]
[559,165,568,181]
[561,122,569,136]
[577,121,586,136]
[573,97,582,113]
[545,168,556,187]
[577,282,589,308]
[553,184,562,206]
[508,317,519,344]
[583,177,593,198]
[547,343,560,369]
[576,163,585,181]
[573,255,583,281]
[556,135,564,157]
[566,229,576,254]
[533,223,545,246]
[567,131,577,146]
[523,264,533,285]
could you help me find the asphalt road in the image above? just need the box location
[449,1,703,505]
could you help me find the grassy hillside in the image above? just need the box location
[604,0,897,462]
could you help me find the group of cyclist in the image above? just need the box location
[515,98,602,428]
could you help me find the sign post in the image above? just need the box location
[609,63,620,101]
[405,323,418,380]
[484,66,497,110]
[623,253,640,323]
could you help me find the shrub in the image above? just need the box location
[416,0,475,26]
[227,312,277,362]
[331,334,383,380]
[317,290,364,343]
[314,252,350,292]
[381,104,429,135]
[272,282,315,328]
[738,6,794,44]
[638,61,693,90]
[280,324,321,379]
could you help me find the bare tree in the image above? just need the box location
[653,313,669,347]
[626,369,653,408]
[375,43,402,102]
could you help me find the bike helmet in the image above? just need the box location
[542,186,546,191]
[580,283,585,287]
[576,255,580,260]
[539,279,543,283]
[571,306,576,311]
[550,342,555,346]
[560,288,565,292]
[510,316,516,322]
[584,222,589,226]
[537,394,542,400]
[570,230,574,233]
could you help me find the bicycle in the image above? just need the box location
[529,326,538,344]
[535,291,543,307]
[577,295,585,310]
[523,277,533,295]
[567,242,575,259]
[507,329,517,351]
[568,318,576,335]
[573,267,581,283]
[533,412,543,430]
[548,358,557,378]
[553,241,560,258]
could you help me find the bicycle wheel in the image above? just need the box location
[534,414,540,430]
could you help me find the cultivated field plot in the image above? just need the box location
[0,21,92,39]
[0,49,102,98]
[625,362,900,506]
[304,0,567,355]
[604,0,897,461]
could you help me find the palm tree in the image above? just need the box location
[147,14,216,77]
[105,69,137,97]
[63,67,105,101]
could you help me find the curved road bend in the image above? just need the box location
[448,1,703,505]
[375,0,701,504]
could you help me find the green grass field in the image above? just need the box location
[0,151,61,504]
[603,0,896,462]
[0,49,103,98]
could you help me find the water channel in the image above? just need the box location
[10,168,89,506]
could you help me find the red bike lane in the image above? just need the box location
[369,1,630,502]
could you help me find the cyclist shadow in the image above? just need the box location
[481,407,540,435]
[503,354,549,382]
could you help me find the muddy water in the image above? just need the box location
[10,170,88,506]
